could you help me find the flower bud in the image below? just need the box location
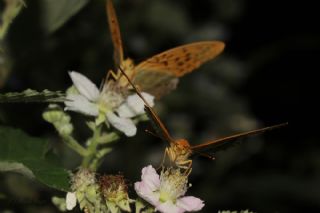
[99,174,132,212]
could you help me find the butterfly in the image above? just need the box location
[118,67,288,174]
[106,0,225,99]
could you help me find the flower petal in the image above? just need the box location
[116,103,136,118]
[156,200,183,213]
[142,92,155,106]
[66,192,77,210]
[135,181,160,205]
[65,94,99,116]
[128,92,155,114]
[69,71,100,101]
[140,165,160,191]
[118,93,154,118]
[135,165,161,206]
[106,111,136,137]
[176,196,204,212]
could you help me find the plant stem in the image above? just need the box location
[81,125,102,170]
[90,148,112,170]
[61,134,88,156]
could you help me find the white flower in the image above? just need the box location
[66,192,77,210]
[135,165,204,213]
[117,93,154,118]
[64,94,99,116]
[106,111,137,136]
[64,71,154,137]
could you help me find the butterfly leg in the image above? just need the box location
[177,159,192,176]
[185,160,193,176]
[157,148,169,171]
[106,69,120,81]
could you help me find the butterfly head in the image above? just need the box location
[175,139,191,148]
[169,139,192,161]
[168,139,192,168]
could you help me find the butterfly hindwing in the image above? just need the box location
[133,71,179,99]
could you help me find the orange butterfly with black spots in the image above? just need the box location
[106,0,225,98]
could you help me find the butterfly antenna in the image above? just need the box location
[145,129,161,139]
[202,153,215,160]
[191,122,288,150]
[193,150,215,160]
[118,67,152,108]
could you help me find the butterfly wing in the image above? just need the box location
[133,41,225,98]
[106,0,124,67]
[132,71,179,99]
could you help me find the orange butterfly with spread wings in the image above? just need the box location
[106,0,225,98]
[119,68,287,174]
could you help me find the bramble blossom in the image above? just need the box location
[135,165,204,213]
[64,71,154,137]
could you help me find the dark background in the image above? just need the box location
[0,0,318,212]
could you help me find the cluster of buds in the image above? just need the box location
[66,169,132,213]
[99,174,132,212]
[67,168,103,212]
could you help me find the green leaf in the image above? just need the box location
[0,0,25,39]
[0,126,70,191]
[0,89,65,103]
[41,0,90,34]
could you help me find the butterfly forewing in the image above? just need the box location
[132,41,225,98]
[107,0,124,67]
[135,41,225,77]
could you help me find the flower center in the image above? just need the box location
[98,90,124,112]
[159,168,188,203]
[71,168,96,191]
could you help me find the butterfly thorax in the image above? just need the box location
[117,58,135,87]
[168,139,192,164]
